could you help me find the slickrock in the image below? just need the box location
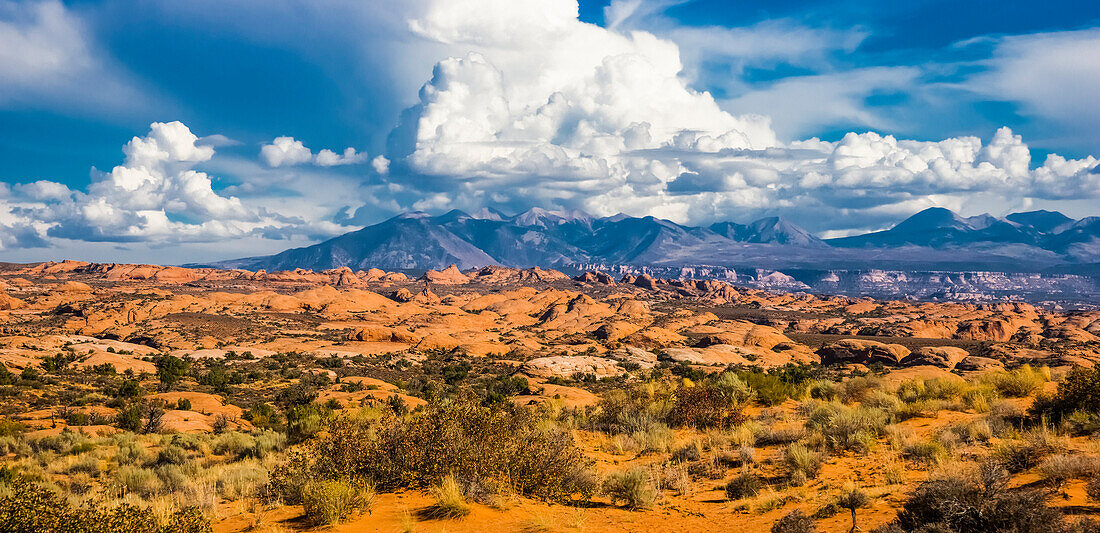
[419,264,470,284]
[522,355,624,378]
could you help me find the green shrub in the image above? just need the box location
[734,366,812,406]
[603,468,656,510]
[271,398,594,503]
[839,376,882,404]
[962,385,999,413]
[1031,366,1100,422]
[902,440,948,465]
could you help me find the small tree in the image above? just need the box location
[155,355,189,390]
[837,487,869,533]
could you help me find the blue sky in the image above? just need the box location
[0,0,1098,263]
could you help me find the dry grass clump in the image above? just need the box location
[981,365,1049,398]
[300,478,374,525]
[784,443,824,480]
[993,424,1066,473]
[802,401,887,453]
[603,467,657,510]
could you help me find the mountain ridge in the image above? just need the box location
[202,207,1100,275]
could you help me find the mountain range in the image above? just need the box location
[206,207,1100,277]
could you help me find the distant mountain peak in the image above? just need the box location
[511,207,593,227]
[1007,210,1073,233]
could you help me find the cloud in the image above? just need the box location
[379,0,1100,231]
[261,136,368,167]
[371,155,390,175]
[0,0,147,114]
[723,67,922,140]
[0,121,357,248]
[965,28,1100,152]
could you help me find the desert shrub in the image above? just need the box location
[1032,366,1100,423]
[993,425,1065,473]
[669,373,752,428]
[961,385,999,413]
[0,477,210,533]
[218,461,269,500]
[31,429,90,455]
[657,463,691,495]
[154,445,189,466]
[1060,409,1100,436]
[862,389,903,412]
[943,419,993,444]
[0,436,28,456]
[725,472,762,500]
[885,467,1068,532]
[593,382,676,434]
[837,487,869,532]
[271,397,594,503]
[631,422,674,453]
[417,475,469,519]
[176,398,192,411]
[803,401,886,453]
[285,404,331,442]
[300,478,372,525]
[772,508,817,532]
[982,365,1049,398]
[604,468,657,510]
[808,380,837,401]
[212,431,253,457]
[1039,454,1100,488]
[839,376,883,404]
[0,419,24,437]
[734,365,812,406]
[244,403,281,431]
[68,455,101,477]
[902,440,948,466]
[242,430,286,459]
[785,443,824,479]
[116,440,148,466]
[155,463,191,493]
[670,442,702,463]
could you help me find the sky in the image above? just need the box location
[0,0,1098,264]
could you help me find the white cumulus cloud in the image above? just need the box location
[378,0,1100,229]
[261,136,368,167]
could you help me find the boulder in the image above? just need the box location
[900,346,970,369]
[818,339,911,366]
[955,356,1005,372]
